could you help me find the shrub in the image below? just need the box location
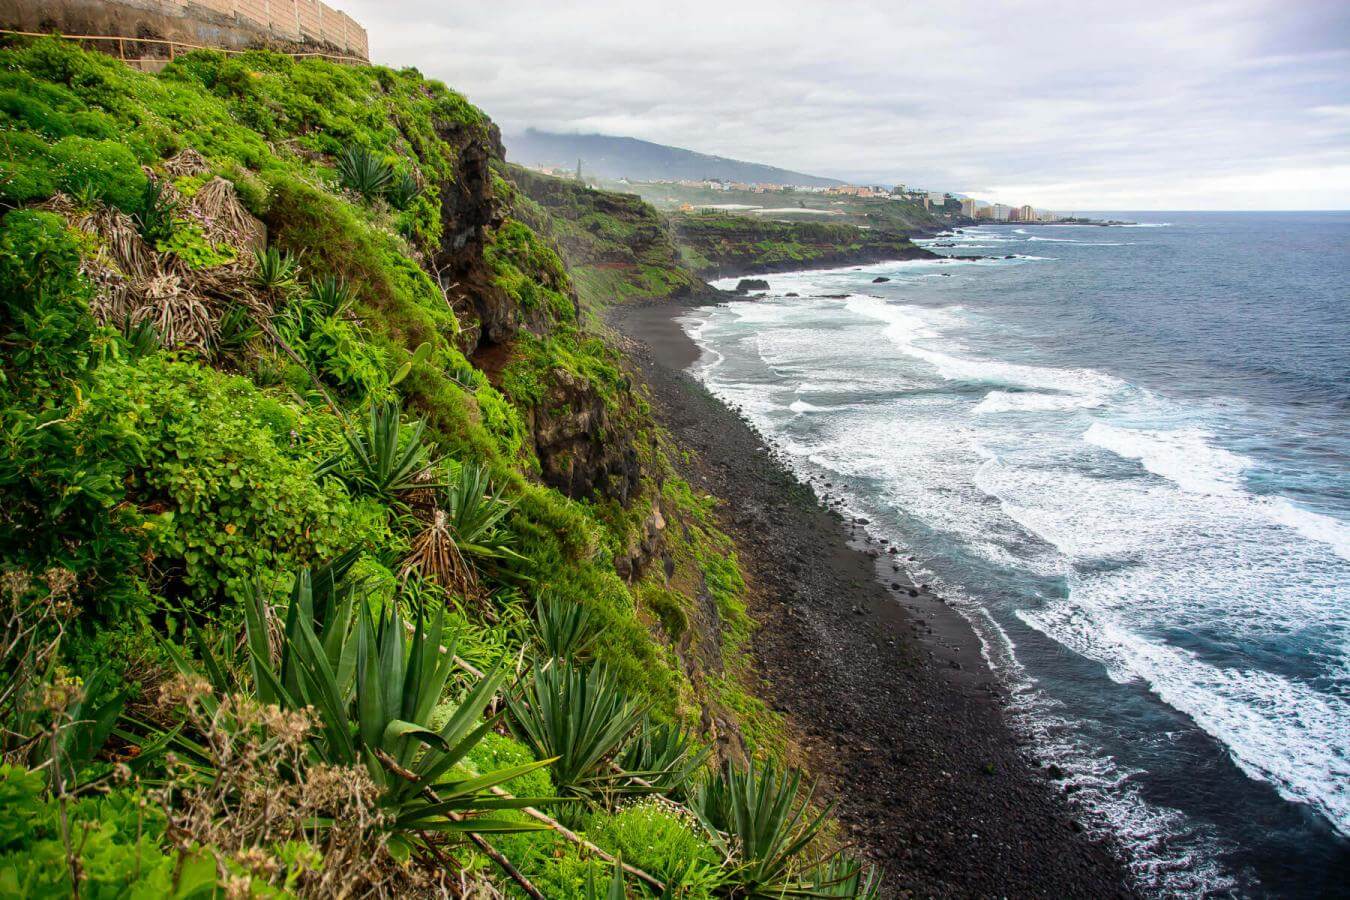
[81,357,385,600]
[0,765,212,898]
[0,210,146,615]
[587,800,723,897]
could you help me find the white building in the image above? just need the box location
[992,203,1012,221]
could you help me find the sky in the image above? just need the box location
[340,0,1350,211]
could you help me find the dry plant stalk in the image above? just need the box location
[41,155,271,355]
[189,177,266,254]
[154,679,405,898]
[400,509,489,616]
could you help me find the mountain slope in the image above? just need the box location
[506,128,843,186]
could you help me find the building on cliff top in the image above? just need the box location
[0,0,369,68]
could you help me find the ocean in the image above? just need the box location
[683,212,1350,896]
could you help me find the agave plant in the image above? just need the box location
[252,245,301,294]
[133,177,180,244]
[307,275,355,320]
[162,555,552,839]
[532,592,600,662]
[212,305,259,362]
[806,853,882,899]
[336,145,394,200]
[328,399,439,503]
[618,717,710,798]
[277,275,353,344]
[691,761,835,898]
[120,317,162,358]
[583,859,628,900]
[507,661,647,802]
[385,170,420,209]
[401,461,523,604]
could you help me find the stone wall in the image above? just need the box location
[0,0,368,61]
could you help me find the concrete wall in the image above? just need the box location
[0,0,369,61]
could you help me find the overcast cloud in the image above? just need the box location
[339,1,1350,210]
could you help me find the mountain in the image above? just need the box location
[505,128,844,186]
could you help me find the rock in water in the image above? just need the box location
[872,276,890,283]
[735,278,770,294]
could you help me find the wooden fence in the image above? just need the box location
[0,25,367,71]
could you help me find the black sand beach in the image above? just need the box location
[610,300,1136,898]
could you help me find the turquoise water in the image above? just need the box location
[684,212,1350,897]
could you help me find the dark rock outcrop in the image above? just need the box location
[528,367,640,504]
[734,278,770,294]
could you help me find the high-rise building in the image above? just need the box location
[1019,204,1035,222]
[992,203,1012,221]
[960,197,978,218]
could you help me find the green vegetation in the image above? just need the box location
[510,165,713,314]
[0,36,877,896]
[670,212,932,278]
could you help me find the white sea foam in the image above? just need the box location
[1263,498,1350,562]
[683,265,1350,888]
[845,295,1126,403]
[1084,422,1252,495]
[788,399,837,414]
[974,389,1105,414]
[1026,235,1130,245]
[1019,595,1350,834]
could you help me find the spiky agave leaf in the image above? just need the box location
[532,591,600,662]
[691,760,836,898]
[618,717,710,797]
[335,145,394,200]
[507,661,648,802]
[327,399,439,503]
[806,853,882,899]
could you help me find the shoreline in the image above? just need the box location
[609,296,1136,898]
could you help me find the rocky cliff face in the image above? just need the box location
[672,212,939,279]
[510,166,719,308]
[528,366,641,504]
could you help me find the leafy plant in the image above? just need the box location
[587,801,723,897]
[690,761,835,898]
[507,661,647,802]
[533,592,600,662]
[252,245,300,294]
[0,765,212,898]
[133,177,180,245]
[157,222,236,269]
[328,399,438,503]
[335,146,393,200]
[120,317,162,358]
[618,718,709,798]
[164,558,552,844]
[385,170,420,209]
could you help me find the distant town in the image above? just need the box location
[524,165,1070,223]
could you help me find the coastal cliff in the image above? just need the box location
[670,211,940,279]
[0,35,1131,899]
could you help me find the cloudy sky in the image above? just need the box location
[340,0,1350,210]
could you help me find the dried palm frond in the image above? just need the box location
[130,272,216,351]
[188,176,266,254]
[161,147,211,177]
[400,509,489,615]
